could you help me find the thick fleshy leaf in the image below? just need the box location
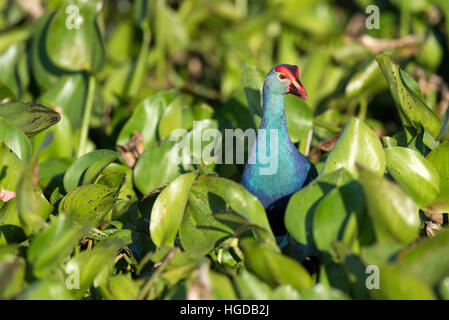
[197,175,276,247]
[150,171,198,247]
[301,284,349,300]
[0,44,22,96]
[321,117,385,178]
[117,90,178,148]
[284,95,313,152]
[234,270,272,300]
[63,149,119,193]
[376,53,441,139]
[425,142,449,214]
[209,271,237,300]
[31,13,62,90]
[103,274,140,300]
[32,108,74,161]
[16,156,53,235]
[0,254,26,299]
[0,102,60,138]
[0,142,24,195]
[312,181,366,252]
[27,215,87,279]
[0,118,32,162]
[59,184,117,226]
[345,59,387,98]
[385,147,440,208]
[64,245,119,299]
[369,266,436,300]
[240,238,313,292]
[285,168,354,245]
[397,228,449,286]
[45,0,105,73]
[19,279,74,300]
[158,97,183,139]
[0,82,16,102]
[38,74,87,128]
[358,166,420,243]
[133,139,187,194]
[179,180,234,255]
[240,65,263,128]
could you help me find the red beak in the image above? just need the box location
[288,79,308,101]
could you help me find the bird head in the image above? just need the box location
[264,64,308,100]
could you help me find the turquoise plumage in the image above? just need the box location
[242,64,317,236]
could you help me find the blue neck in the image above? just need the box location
[261,88,289,139]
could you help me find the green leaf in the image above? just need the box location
[345,59,387,98]
[0,142,24,195]
[385,147,440,208]
[65,245,119,299]
[117,90,178,148]
[240,238,313,292]
[312,181,366,252]
[31,13,62,90]
[425,142,449,214]
[0,102,60,138]
[376,53,441,139]
[301,284,350,300]
[196,175,276,247]
[179,187,234,255]
[358,165,420,243]
[63,149,119,193]
[397,227,449,286]
[370,266,436,300]
[133,139,186,194]
[105,274,140,300]
[150,171,198,247]
[59,184,117,226]
[46,0,105,73]
[0,118,32,162]
[284,95,313,152]
[209,271,237,300]
[240,65,263,128]
[158,97,183,139]
[0,44,22,96]
[38,74,87,128]
[321,117,386,178]
[0,82,16,102]
[285,168,354,245]
[16,156,53,235]
[0,254,26,299]
[234,270,272,300]
[28,215,87,279]
[18,279,74,300]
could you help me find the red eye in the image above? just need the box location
[279,74,286,80]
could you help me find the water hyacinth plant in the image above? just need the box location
[0,0,449,301]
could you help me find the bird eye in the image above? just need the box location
[279,74,286,80]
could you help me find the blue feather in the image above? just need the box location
[242,65,317,236]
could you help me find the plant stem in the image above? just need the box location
[128,28,151,97]
[358,97,368,120]
[77,75,96,158]
[137,248,177,300]
[313,119,342,134]
[156,0,166,85]
[400,4,410,38]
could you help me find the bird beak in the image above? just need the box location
[288,78,308,101]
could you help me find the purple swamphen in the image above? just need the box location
[242,64,317,243]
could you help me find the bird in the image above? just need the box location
[242,64,317,244]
